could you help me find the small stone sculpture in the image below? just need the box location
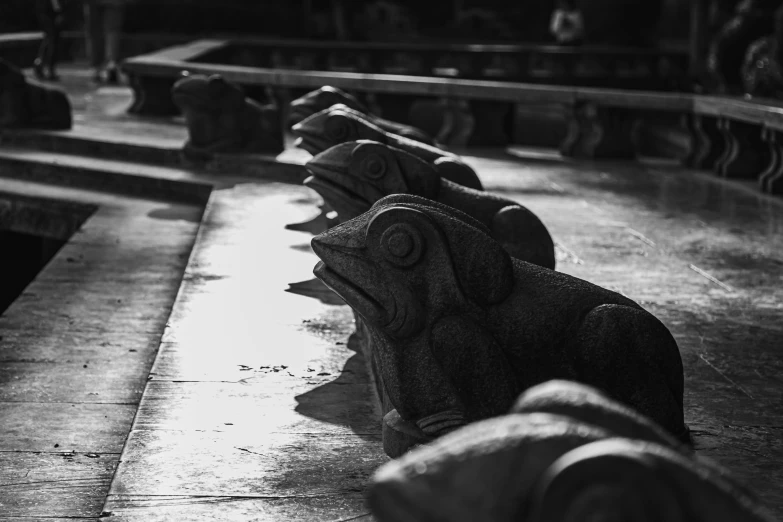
[743,4,783,98]
[171,73,283,160]
[708,0,781,93]
[292,103,483,190]
[367,381,776,522]
[288,85,435,145]
[305,141,555,269]
[0,58,71,130]
[311,195,686,449]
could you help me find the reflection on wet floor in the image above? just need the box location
[284,204,337,235]
[286,277,345,306]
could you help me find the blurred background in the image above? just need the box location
[0,0,688,48]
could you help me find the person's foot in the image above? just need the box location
[104,64,119,85]
[33,59,46,80]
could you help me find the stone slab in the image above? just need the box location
[0,452,116,518]
[0,402,136,453]
[104,494,373,522]
[0,179,203,517]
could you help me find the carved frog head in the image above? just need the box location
[304,140,440,222]
[369,413,612,522]
[368,380,777,522]
[292,104,385,156]
[288,85,368,127]
[172,73,245,112]
[294,105,483,190]
[171,73,249,150]
[311,194,514,340]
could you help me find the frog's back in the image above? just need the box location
[489,260,641,348]
[388,131,450,162]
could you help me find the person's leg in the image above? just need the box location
[47,11,62,80]
[84,0,105,80]
[103,2,125,84]
[34,0,53,80]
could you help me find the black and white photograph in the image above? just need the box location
[0,0,781,520]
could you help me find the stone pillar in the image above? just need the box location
[714,118,769,178]
[560,102,638,159]
[682,113,726,169]
[760,126,783,193]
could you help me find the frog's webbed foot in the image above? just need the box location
[430,315,520,423]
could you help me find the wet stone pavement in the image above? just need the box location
[0,68,782,519]
[102,154,783,520]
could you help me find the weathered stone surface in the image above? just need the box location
[288,85,435,145]
[367,381,776,522]
[171,73,283,161]
[292,103,483,190]
[0,58,71,130]
[305,141,555,269]
[311,195,686,451]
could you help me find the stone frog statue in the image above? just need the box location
[305,141,555,270]
[742,3,783,98]
[171,73,283,160]
[368,381,775,522]
[292,103,483,191]
[311,194,686,447]
[0,58,71,130]
[288,85,435,145]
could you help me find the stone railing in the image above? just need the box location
[187,38,688,90]
[120,38,689,117]
[122,42,783,196]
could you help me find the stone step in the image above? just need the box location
[0,128,311,185]
[2,127,184,167]
[0,147,212,205]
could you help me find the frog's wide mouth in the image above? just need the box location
[313,261,387,324]
[291,126,332,156]
[303,175,371,222]
[287,104,316,127]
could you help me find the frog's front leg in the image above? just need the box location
[374,327,466,439]
[430,314,521,423]
[378,314,519,457]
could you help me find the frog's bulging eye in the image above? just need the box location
[380,223,423,267]
[362,154,386,179]
[325,115,352,142]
